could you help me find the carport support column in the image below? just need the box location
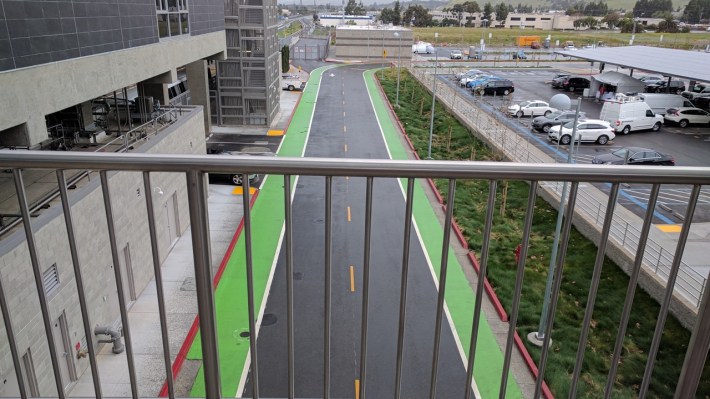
[186,59,212,135]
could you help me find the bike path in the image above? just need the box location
[363,69,521,399]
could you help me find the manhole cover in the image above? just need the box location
[239,331,250,338]
[262,313,277,326]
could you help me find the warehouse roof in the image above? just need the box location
[556,46,710,83]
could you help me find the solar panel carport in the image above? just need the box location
[556,46,710,83]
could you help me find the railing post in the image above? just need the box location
[186,170,221,399]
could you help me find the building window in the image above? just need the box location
[156,0,189,37]
[510,17,520,21]
[526,17,536,21]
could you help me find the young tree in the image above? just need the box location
[393,0,401,25]
[482,2,493,21]
[495,3,509,23]
[602,13,620,29]
[657,15,679,31]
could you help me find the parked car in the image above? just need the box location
[693,96,710,110]
[282,76,305,91]
[638,76,664,84]
[682,83,710,100]
[460,74,491,87]
[467,75,501,89]
[560,76,590,92]
[638,93,695,115]
[508,100,556,117]
[449,50,463,59]
[512,50,527,60]
[455,69,483,80]
[208,149,274,186]
[531,110,587,132]
[599,97,664,134]
[548,119,615,145]
[549,73,571,87]
[475,79,515,96]
[592,147,675,165]
[663,107,710,127]
[644,80,686,94]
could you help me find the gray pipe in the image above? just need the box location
[94,325,125,354]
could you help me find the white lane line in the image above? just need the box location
[237,65,332,397]
[363,70,482,399]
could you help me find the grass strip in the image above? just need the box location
[377,68,709,399]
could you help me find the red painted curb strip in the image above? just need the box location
[514,332,554,399]
[451,221,468,249]
[427,178,444,204]
[159,191,259,397]
[466,252,508,322]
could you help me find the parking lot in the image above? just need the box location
[438,67,710,222]
[441,68,710,167]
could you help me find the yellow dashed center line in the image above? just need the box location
[347,206,352,222]
[355,379,360,399]
[349,266,356,292]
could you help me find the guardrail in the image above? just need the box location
[410,67,708,310]
[0,152,708,399]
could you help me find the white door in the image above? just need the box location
[52,313,76,392]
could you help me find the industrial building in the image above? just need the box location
[335,26,413,62]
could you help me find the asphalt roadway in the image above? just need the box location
[242,65,470,398]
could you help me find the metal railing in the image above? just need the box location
[410,67,710,310]
[0,152,708,399]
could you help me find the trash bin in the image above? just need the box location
[583,88,590,97]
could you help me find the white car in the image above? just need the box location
[664,107,710,127]
[548,119,616,145]
[455,69,483,80]
[450,50,463,59]
[508,100,557,118]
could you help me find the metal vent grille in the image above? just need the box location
[42,264,60,295]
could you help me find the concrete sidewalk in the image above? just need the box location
[68,80,306,398]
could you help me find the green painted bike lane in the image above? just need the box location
[187,65,336,397]
[363,69,522,399]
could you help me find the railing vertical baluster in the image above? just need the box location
[499,180,538,398]
[141,172,174,398]
[99,171,138,399]
[57,170,103,398]
[241,173,260,399]
[0,175,26,399]
[185,170,221,399]
[674,268,710,399]
[324,176,333,399]
[568,183,620,398]
[533,182,579,399]
[604,184,661,398]
[465,180,498,399]
[394,178,416,399]
[428,179,457,399]
[359,176,374,399]
[283,174,295,399]
[639,184,701,398]
[13,169,67,399]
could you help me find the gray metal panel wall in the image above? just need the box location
[188,0,225,37]
[0,0,160,71]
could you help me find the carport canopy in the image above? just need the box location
[557,46,710,83]
[591,71,646,94]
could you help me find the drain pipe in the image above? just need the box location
[94,325,125,354]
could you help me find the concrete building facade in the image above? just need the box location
[429,10,495,27]
[335,26,413,62]
[0,1,240,396]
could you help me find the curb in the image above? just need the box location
[159,190,259,397]
[466,252,508,322]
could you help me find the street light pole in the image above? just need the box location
[534,97,582,343]
[427,32,439,159]
[395,31,402,107]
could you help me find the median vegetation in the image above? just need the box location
[376,68,710,398]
